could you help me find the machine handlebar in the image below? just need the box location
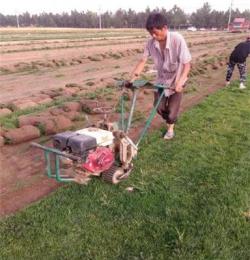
[117,79,169,90]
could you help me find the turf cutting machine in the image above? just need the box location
[31,80,169,184]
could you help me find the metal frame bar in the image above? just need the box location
[32,142,78,182]
[125,88,138,133]
[136,88,165,146]
[118,81,168,147]
[120,95,125,131]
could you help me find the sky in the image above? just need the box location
[1,0,249,15]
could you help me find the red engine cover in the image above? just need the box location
[82,147,114,173]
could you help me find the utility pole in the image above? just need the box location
[98,7,102,29]
[16,14,20,28]
[227,0,233,31]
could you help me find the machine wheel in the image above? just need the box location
[102,165,125,184]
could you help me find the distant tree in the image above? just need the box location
[0,6,249,28]
[85,11,98,28]
[231,8,243,20]
[70,10,82,27]
[2,15,17,27]
[126,9,136,28]
[167,5,187,29]
[113,9,127,28]
[101,11,112,28]
[60,12,69,27]
[210,10,226,29]
[190,2,212,28]
[135,8,151,28]
[37,13,57,27]
[241,9,250,19]
[19,12,31,26]
[30,14,38,26]
[0,13,8,26]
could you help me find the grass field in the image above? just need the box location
[0,78,250,259]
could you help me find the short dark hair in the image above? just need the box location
[145,13,168,31]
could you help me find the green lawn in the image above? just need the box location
[0,78,250,259]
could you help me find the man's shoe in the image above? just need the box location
[225,81,230,86]
[164,131,174,140]
[239,83,246,89]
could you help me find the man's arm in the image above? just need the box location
[175,62,191,93]
[130,57,147,82]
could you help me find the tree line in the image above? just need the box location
[0,3,249,29]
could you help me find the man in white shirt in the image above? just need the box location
[130,13,191,139]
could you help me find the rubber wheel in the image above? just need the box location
[102,165,124,184]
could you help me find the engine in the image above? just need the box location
[53,127,115,173]
[82,147,114,173]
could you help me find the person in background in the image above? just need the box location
[130,13,191,140]
[226,36,250,89]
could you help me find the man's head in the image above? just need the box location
[145,13,168,41]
